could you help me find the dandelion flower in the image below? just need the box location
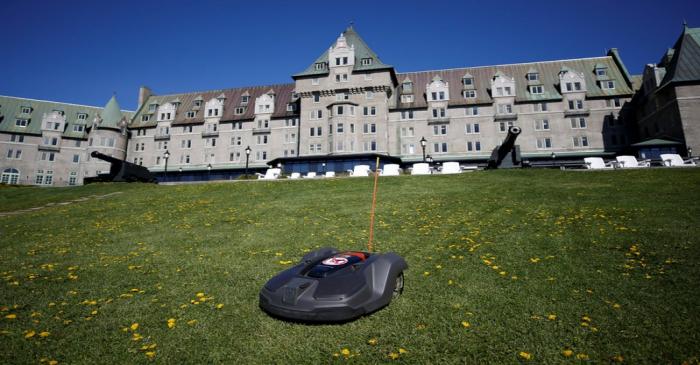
[388,352,399,360]
[340,348,350,356]
[612,303,621,309]
[187,319,197,326]
[399,348,407,354]
[547,314,557,321]
[562,349,573,357]
[4,314,16,319]
[130,323,139,331]
[25,330,36,339]
[167,318,176,329]
[611,354,624,362]
[518,351,532,360]
[582,315,591,322]
[367,338,378,346]
[576,353,589,360]
[145,351,156,359]
[195,293,205,298]
[48,361,58,365]
[423,271,430,276]
[39,331,50,338]
[461,321,470,328]
[448,280,454,285]
[216,303,224,309]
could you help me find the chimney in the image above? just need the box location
[138,86,152,109]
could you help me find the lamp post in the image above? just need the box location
[322,162,326,174]
[245,146,251,178]
[420,136,427,162]
[164,150,170,180]
[551,151,556,169]
[207,163,212,180]
[426,154,433,164]
[688,147,693,158]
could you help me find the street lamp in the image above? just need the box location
[688,147,693,158]
[245,146,251,178]
[164,150,170,180]
[420,137,427,162]
[551,151,556,169]
[426,154,433,164]
[207,163,212,180]
[322,162,326,174]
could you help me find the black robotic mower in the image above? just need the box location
[259,247,407,322]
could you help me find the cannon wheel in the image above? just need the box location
[392,272,404,299]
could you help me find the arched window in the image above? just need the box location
[1,168,20,185]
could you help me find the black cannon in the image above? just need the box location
[84,151,157,183]
[487,126,522,169]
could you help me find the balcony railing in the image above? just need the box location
[564,108,590,117]
[201,130,219,137]
[38,144,61,152]
[427,117,451,124]
[154,134,170,141]
[494,113,518,121]
[252,127,271,134]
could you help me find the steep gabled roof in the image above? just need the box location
[659,26,700,87]
[293,26,393,78]
[98,95,125,130]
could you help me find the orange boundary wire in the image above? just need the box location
[367,157,380,252]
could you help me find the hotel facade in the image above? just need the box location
[1,26,698,185]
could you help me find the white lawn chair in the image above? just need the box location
[380,164,401,176]
[256,168,281,180]
[288,172,301,179]
[324,171,336,178]
[347,165,370,177]
[661,154,697,167]
[302,172,317,178]
[583,157,615,170]
[439,162,463,174]
[410,163,432,175]
[616,155,650,168]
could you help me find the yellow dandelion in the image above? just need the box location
[562,349,573,357]
[130,323,139,331]
[613,303,621,309]
[388,352,400,360]
[399,348,408,354]
[518,351,532,360]
[529,257,540,263]
[48,361,58,365]
[435,265,442,269]
[499,271,507,276]
[145,351,156,359]
[547,314,557,321]
[187,319,197,326]
[461,321,470,328]
[195,293,205,298]
[423,271,430,276]
[581,322,589,327]
[367,338,378,346]
[132,333,143,341]
[576,353,589,360]
[167,318,176,329]
[216,303,224,309]
[340,348,350,357]
[39,331,50,338]
[611,354,624,362]
[448,279,454,285]
[25,330,36,339]
[582,315,591,322]
[91,310,98,315]
[4,314,17,319]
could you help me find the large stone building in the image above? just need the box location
[1,25,697,185]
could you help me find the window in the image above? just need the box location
[309,144,322,153]
[596,67,607,77]
[207,108,219,117]
[527,73,539,81]
[256,135,268,145]
[573,136,589,148]
[574,82,582,91]
[433,142,448,153]
[467,141,481,151]
[568,100,584,110]
[401,95,414,103]
[462,77,473,86]
[431,91,446,101]
[148,104,158,112]
[312,78,320,85]
[402,143,416,154]
[235,107,245,115]
[337,123,344,133]
[466,106,479,116]
[41,152,56,162]
[462,90,477,98]
[537,137,552,149]
[310,109,323,120]
[497,104,513,114]
[530,85,543,94]
[400,127,415,137]
[193,100,202,107]
[314,62,325,70]
[362,140,377,152]
[231,136,242,146]
[77,113,88,120]
[241,95,250,104]
[21,106,32,114]
[607,98,622,108]
[570,117,587,129]
[184,125,193,133]
[363,106,376,116]
[141,114,150,122]
[400,110,414,120]
[361,58,373,65]
[72,154,80,163]
[15,119,28,127]
[533,102,548,112]
[534,119,550,131]
[336,105,344,115]
[309,126,322,136]
[285,118,298,127]
[68,172,77,186]
[257,120,269,129]
[363,123,376,134]
[431,108,446,118]
[504,87,512,96]
[286,103,296,112]
[206,138,217,147]
[499,121,514,132]
[73,125,84,132]
[601,80,615,89]
[10,134,25,143]
[313,93,320,103]
[182,139,192,149]
[186,111,196,118]
[74,140,80,147]
[350,123,355,133]
[433,124,448,135]
[465,123,480,134]
[335,73,348,82]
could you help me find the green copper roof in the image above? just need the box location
[293,26,393,78]
[631,138,682,147]
[98,95,124,130]
[659,26,700,87]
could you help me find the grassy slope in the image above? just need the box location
[1,169,699,364]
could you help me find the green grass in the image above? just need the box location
[1,170,699,364]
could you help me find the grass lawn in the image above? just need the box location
[1,169,699,364]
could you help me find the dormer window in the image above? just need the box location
[402,81,413,93]
[431,91,446,101]
[462,90,477,99]
[530,85,544,94]
[73,125,84,132]
[53,110,65,116]
[141,114,150,122]
[361,58,373,66]
[77,113,88,120]
[241,95,250,105]
[335,57,349,66]
[186,111,196,118]
[601,80,616,90]
[194,100,202,107]
[527,72,539,81]
[314,62,326,71]
[595,67,608,77]
[286,103,297,112]
[462,77,473,86]
[401,95,414,103]
[21,106,32,114]
[235,107,245,115]
[207,108,219,117]
[335,73,348,82]
[15,119,28,127]
[148,104,158,112]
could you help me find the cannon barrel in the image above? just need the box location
[85,151,156,183]
[90,150,122,164]
[487,126,522,169]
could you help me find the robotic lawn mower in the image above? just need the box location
[259,159,408,323]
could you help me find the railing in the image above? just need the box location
[154,134,170,141]
[564,108,590,117]
[252,127,271,134]
[427,117,451,124]
[494,113,518,121]
[201,130,219,137]
[38,144,60,152]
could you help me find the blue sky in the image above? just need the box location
[1,0,698,110]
